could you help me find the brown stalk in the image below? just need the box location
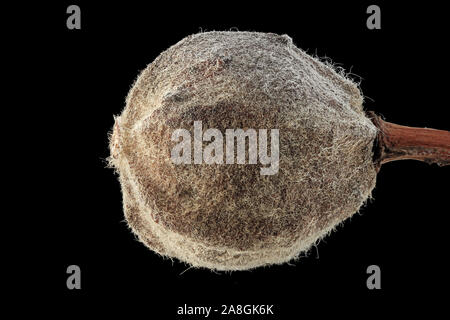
[367,111,450,170]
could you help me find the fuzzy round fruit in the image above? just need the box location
[109,31,378,271]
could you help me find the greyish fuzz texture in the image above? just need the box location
[109,31,378,271]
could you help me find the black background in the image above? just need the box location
[21,1,449,317]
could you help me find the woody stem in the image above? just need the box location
[367,111,450,169]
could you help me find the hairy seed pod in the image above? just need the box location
[108,31,414,270]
